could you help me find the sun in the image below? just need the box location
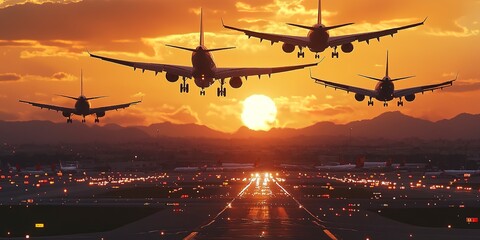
[241,95,277,131]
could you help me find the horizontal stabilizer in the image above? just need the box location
[358,74,383,81]
[165,44,198,52]
[86,96,108,100]
[323,22,354,31]
[205,46,236,52]
[286,23,316,30]
[391,76,415,81]
[57,95,79,100]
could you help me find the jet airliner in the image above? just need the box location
[223,0,425,59]
[19,71,141,123]
[89,9,318,97]
[310,52,456,106]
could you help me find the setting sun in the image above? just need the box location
[241,95,277,131]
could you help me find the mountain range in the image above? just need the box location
[1,111,479,144]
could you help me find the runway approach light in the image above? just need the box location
[35,223,44,228]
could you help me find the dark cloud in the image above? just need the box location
[0,73,21,81]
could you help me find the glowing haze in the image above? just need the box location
[0,0,478,133]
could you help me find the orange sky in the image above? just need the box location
[0,0,478,132]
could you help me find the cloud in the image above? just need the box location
[427,21,479,37]
[0,0,81,9]
[0,110,19,120]
[0,73,21,81]
[444,79,480,93]
[206,98,241,120]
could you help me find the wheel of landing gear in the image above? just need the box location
[217,87,220,97]
[180,84,183,93]
[223,88,227,97]
[186,84,189,93]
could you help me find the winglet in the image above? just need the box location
[422,16,428,24]
[221,18,225,27]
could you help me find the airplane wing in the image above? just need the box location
[90,100,141,114]
[89,53,194,78]
[328,19,426,47]
[214,62,318,79]
[311,76,377,97]
[393,79,455,98]
[222,23,310,47]
[19,100,74,113]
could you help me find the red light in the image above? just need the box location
[466,217,478,223]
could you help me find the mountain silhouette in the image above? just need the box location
[1,111,480,144]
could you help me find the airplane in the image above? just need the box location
[425,169,480,178]
[89,9,318,97]
[19,71,141,123]
[316,156,365,171]
[310,51,456,106]
[222,0,426,59]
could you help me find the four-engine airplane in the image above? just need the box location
[310,51,456,106]
[19,71,141,123]
[89,9,318,97]
[223,0,426,59]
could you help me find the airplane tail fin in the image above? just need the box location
[385,51,389,78]
[355,156,365,168]
[81,69,84,96]
[317,0,321,25]
[200,8,204,46]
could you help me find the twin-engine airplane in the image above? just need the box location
[310,52,456,106]
[19,71,141,123]
[223,0,425,59]
[89,9,318,97]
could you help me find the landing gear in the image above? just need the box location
[66,118,72,123]
[367,98,374,106]
[95,118,100,123]
[397,98,404,107]
[332,47,339,58]
[200,88,206,96]
[314,53,320,59]
[217,79,227,97]
[297,48,305,58]
[383,102,388,107]
[81,118,86,123]
[180,77,189,93]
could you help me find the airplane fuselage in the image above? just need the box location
[374,78,395,101]
[74,96,91,116]
[191,46,216,88]
[307,25,329,52]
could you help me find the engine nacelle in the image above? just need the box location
[341,43,354,53]
[62,112,71,117]
[355,93,365,102]
[96,111,106,118]
[166,73,179,83]
[229,77,243,89]
[282,43,295,53]
[405,94,416,102]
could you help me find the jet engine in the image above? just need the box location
[355,93,365,102]
[229,77,243,88]
[405,94,416,102]
[282,43,295,53]
[341,43,354,53]
[166,73,179,82]
[96,111,106,118]
[62,112,71,117]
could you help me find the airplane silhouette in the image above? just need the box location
[223,0,426,59]
[19,71,141,123]
[310,51,456,106]
[89,9,318,97]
